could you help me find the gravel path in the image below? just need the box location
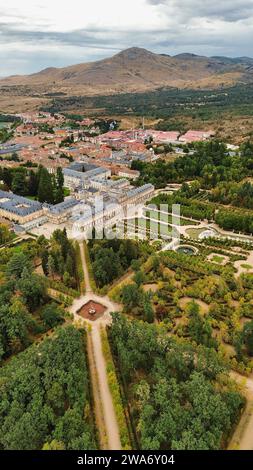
[229,371,253,450]
[91,325,121,450]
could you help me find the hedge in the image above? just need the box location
[100,328,131,450]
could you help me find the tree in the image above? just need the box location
[188,301,216,348]
[121,283,143,313]
[18,268,47,310]
[134,270,146,287]
[56,167,64,189]
[143,293,154,323]
[38,168,54,204]
[11,169,28,195]
[0,224,11,245]
[40,303,64,328]
[41,250,49,275]
[43,440,65,450]
[28,170,39,196]
[47,255,56,279]
[2,168,12,187]
[53,168,64,204]
[242,321,253,356]
[6,253,32,279]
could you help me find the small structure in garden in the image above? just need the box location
[77,300,106,321]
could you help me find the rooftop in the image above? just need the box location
[48,198,80,214]
[0,190,42,216]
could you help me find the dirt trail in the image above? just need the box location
[91,325,121,450]
[87,331,108,449]
[228,371,253,450]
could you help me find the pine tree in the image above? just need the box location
[143,293,154,323]
[47,255,56,279]
[38,167,54,204]
[28,170,38,196]
[11,169,28,195]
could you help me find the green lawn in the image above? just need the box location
[146,209,198,226]
[211,255,224,264]
[240,263,252,270]
[63,187,71,197]
[186,227,207,239]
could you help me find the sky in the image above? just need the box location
[1,0,253,76]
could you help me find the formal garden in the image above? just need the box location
[108,246,253,374]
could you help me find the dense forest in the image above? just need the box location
[0,326,96,450]
[109,314,244,450]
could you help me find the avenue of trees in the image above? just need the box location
[0,326,96,450]
[150,191,214,221]
[109,314,244,450]
[150,182,253,235]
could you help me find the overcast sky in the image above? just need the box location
[1,0,253,76]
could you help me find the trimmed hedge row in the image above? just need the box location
[101,328,131,450]
[46,278,80,298]
[83,241,97,292]
[74,242,85,294]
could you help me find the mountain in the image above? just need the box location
[0,47,253,112]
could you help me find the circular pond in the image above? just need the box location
[175,245,198,255]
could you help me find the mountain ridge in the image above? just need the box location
[0,47,253,113]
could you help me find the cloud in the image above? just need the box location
[0,0,253,75]
[0,22,122,51]
[147,0,253,21]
